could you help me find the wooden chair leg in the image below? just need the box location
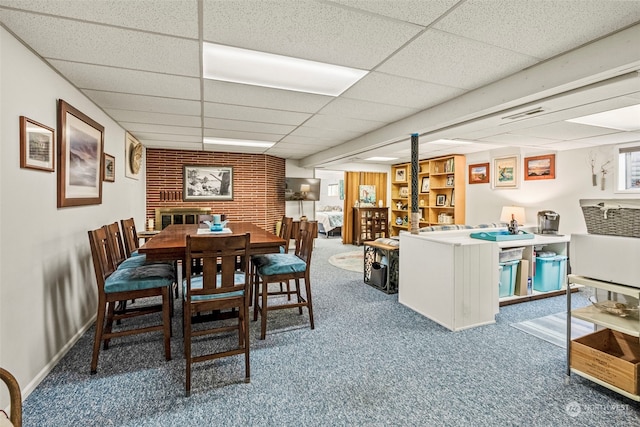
[162,288,172,361]
[305,275,315,330]
[90,299,106,374]
[184,299,192,396]
[103,301,116,350]
[253,272,260,321]
[243,302,250,383]
[260,280,268,340]
[295,278,303,315]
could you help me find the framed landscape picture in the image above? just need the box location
[493,156,519,189]
[57,99,104,207]
[103,153,115,182]
[183,165,233,201]
[468,163,489,184]
[20,116,55,172]
[524,154,555,180]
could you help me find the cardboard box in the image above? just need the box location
[515,259,529,296]
[571,328,640,394]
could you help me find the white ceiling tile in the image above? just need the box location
[131,132,201,143]
[202,0,422,69]
[203,145,268,155]
[83,90,201,115]
[377,29,538,90]
[288,126,361,141]
[203,118,295,135]
[203,80,333,113]
[318,97,418,123]
[342,71,465,109]
[279,135,339,146]
[0,10,199,75]
[331,0,459,26]
[0,0,199,38]
[119,122,201,137]
[513,122,620,140]
[142,140,203,151]
[560,131,640,147]
[104,110,201,127]
[303,114,385,133]
[203,102,311,126]
[50,60,200,99]
[433,0,640,59]
[478,133,562,146]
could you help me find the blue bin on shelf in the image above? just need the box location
[533,255,567,292]
[499,259,520,297]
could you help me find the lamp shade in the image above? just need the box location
[500,206,526,225]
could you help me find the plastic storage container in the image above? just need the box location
[533,255,567,292]
[499,247,525,262]
[499,259,520,297]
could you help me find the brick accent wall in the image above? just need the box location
[146,149,285,233]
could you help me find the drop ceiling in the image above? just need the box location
[1,0,639,167]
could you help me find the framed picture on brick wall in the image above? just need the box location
[183,165,233,201]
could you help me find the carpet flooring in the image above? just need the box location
[20,238,640,426]
[511,312,595,348]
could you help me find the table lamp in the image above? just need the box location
[500,206,526,234]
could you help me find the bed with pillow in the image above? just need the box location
[315,206,343,237]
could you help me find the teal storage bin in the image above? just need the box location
[533,255,567,292]
[499,260,520,297]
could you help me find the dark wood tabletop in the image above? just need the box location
[138,222,286,262]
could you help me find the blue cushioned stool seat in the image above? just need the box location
[183,273,247,301]
[257,253,307,276]
[105,263,175,293]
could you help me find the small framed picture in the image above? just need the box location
[436,194,446,206]
[493,155,519,189]
[420,177,430,193]
[524,154,555,180]
[103,153,115,182]
[446,175,454,187]
[469,163,490,184]
[20,116,55,172]
[395,167,406,182]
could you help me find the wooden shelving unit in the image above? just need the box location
[352,207,389,246]
[390,155,466,236]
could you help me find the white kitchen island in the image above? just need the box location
[398,229,570,331]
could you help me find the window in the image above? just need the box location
[327,184,338,197]
[615,143,640,193]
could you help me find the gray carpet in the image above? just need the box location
[22,238,640,426]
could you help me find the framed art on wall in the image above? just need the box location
[468,163,490,184]
[103,153,115,182]
[524,154,555,180]
[57,99,104,207]
[493,156,519,189]
[20,116,55,172]
[183,165,233,201]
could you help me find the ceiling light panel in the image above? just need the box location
[566,104,640,131]
[203,42,368,96]
[203,137,274,148]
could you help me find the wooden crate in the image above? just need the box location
[571,328,640,394]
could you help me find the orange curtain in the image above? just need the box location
[342,171,388,244]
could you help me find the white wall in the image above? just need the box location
[0,28,146,405]
[465,146,639,234]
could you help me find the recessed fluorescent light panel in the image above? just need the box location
[204,137,274,148]
[203,42,368,96]
[566,104,640,131]
[365,156,398,161]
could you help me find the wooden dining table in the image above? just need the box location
[138,222,286,262]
